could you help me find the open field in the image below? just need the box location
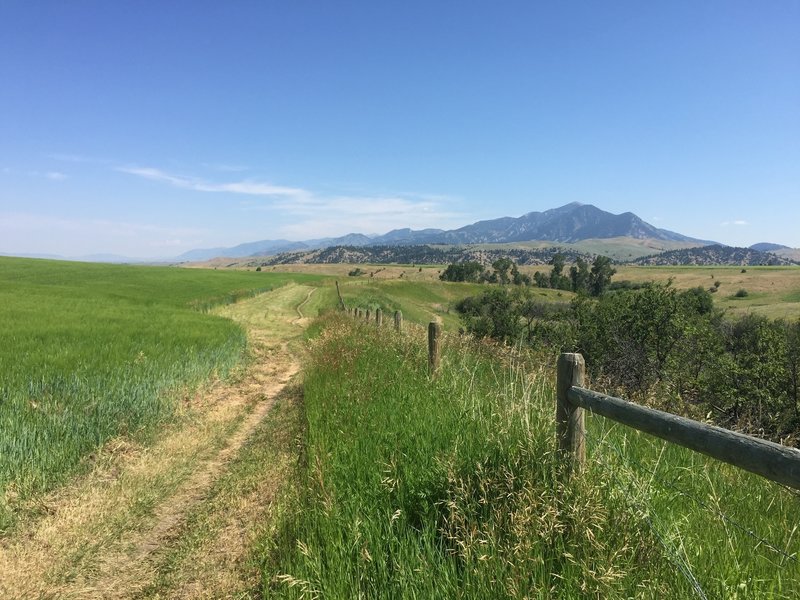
[0,257,325,530]
[3,257,799,597]
[199,259,800,323]
[263,262,800,322]
[0,274,330,598]
[339,278,571,330]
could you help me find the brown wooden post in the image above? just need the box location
[365,308,371,321]
[557,353,586,473]
[376,308,383,327]
[335,280,346,311]
[428,321,442,376]
[394,310,403,332]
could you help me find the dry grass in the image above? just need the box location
[616,265,800,319]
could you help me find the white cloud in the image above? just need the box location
[271,194,465,239]
[116,165,467,239]
[118,166,308,199]
[45,171,67,180]
[721,220,749,227]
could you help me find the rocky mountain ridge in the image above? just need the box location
[177,202,709,261]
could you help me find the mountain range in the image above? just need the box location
[177,202,710,262]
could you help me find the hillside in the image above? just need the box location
[750,242,791,252]
[248,244,592,267]
[633,244,797,266]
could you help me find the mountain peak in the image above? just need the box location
[177,203,708,261]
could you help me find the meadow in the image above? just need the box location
[4,256,799,596]
[614,265,800,320]
[264,313,800,598]
[267,262,800,323]
[0,257,323,531]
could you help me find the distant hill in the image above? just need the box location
[417,202,704,245]
[175,233,375,262]
[750,242,790,253]
[633,245,798,267]
[178,202,711,261]
[243,245,593,267]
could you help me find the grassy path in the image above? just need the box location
[0,283,318,599]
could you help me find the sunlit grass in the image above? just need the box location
[264,313,800,598]
[0,257,323,530]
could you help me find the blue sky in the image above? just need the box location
[1,1,798,258]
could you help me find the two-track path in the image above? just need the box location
[0,283,317,599]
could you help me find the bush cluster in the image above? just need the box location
[456,282,800,441]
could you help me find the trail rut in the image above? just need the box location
[0,283,317,599]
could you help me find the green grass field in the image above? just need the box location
[339,278,569,330]
[0,257,324,531]
[264,314,799,598]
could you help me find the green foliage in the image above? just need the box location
[589,255,616,296]
[455,287,520,342]
[534,254,616,296]
[569,256,590,293]
[573,283,800,436]
[573,283,719,394]
[0,257,322,530]
[348,267,366,276]
[439,261,484,282]
[456,274,800,439]
[549,252,571,290]
[735,288,749,297]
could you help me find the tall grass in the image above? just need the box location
[0,257,322,531]
[265,313,799,598]
[265,314,685,597]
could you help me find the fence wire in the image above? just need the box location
[586,425,799,568]
[583,429,709,600]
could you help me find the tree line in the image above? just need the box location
[440,253,616,296]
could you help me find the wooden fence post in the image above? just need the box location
[365,308,371,321]
[394,310,403,332]
[557,353,586,473]
[428,321,442,376]
[376,308,383,327]
[335,280,346,311]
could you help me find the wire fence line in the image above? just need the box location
[582,429,709,600]
[340,309,799,589]
[585,425,799,568]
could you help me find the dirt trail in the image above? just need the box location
[0,283,317,599]
[292,287,316,326]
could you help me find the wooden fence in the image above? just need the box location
[557,352,800,489]
[337,284,800,490]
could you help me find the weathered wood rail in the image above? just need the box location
[557,353,800,489]
[336,285,800,489]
